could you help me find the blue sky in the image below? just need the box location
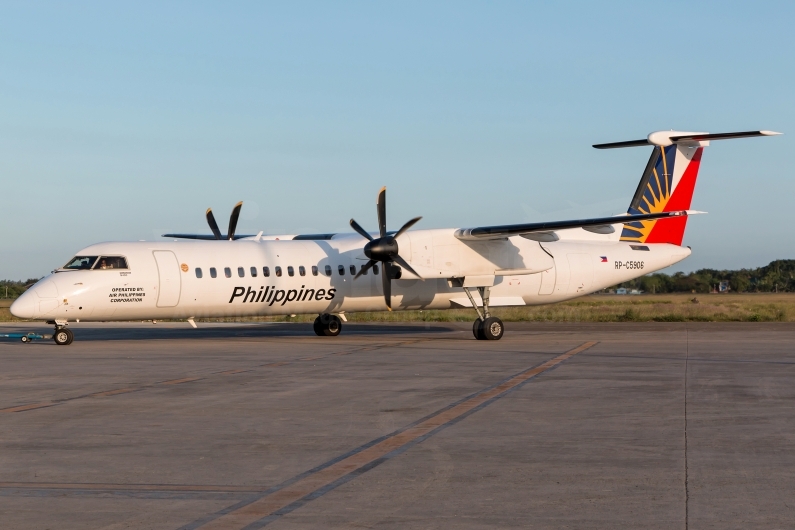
[1,1,792,280]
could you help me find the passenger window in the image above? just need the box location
[63,256,98,270]
[338,265,345,276]
[263,266,270,277]
[360,265,367,275]
[250,266,257,277]
[325,265,332,276]
[349,265,356,275]
[299,266,306,276]
[224,267,232,278]
[275,266,282,277]
[238,267,245,278]
[96,256,129,270]
[195,268,203,278]
[210,267,217,278]
[312,265,318,276]
[287,266,295,277]
[373,264,379,275]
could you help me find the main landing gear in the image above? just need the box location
[52,322,74,346]
[463,286,504,341]
[313,313,342,337]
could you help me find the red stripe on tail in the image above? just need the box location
[645,148,702,245]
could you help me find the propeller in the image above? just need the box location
[206,201,243,240]
[349,187,422,310]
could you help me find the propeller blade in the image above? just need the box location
[393,216,422,239]
[206,208,223,240]
[391,254,422,280]
[381,265,392,310]
[227,201,243,240]
[349,219,374,241]
[354,260,377,280]
[377,186,387,238]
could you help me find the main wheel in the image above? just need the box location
[472,319,486,340]
[322,314,342,336]
[481,317,504,340]
[53,328,73,345]
[316,314,342,337]
[312,317,325,336]
[20,335,29,343]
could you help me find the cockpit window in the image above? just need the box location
[63,256,99,270]
[95,256,129,270]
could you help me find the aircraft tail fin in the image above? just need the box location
[620,143,701,245]
[593,130,781,245]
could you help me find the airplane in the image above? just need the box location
[10,129,780,345]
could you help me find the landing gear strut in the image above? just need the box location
[313,313,342,337]
[463,286,504,341]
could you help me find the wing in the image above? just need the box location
[162,233,338,241]
[454,210,702,241]
[161,233,258,240]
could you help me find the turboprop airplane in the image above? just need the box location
[11,129,780,345]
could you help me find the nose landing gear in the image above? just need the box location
[313,313,342,337]
[463,286,504,341]
[49,320,74,345]
[53,327,74,345]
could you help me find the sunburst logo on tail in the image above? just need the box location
[621,146,676,243]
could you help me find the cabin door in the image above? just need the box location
[153,251,182,307]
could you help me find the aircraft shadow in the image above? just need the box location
[0,323,455,342]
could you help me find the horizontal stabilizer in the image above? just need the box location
[594,130,781,149]
[592,139,651,149]
[454,210,698,241]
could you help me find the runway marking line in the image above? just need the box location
[0,402,59,413]
[161,377,203,385]
[183,340,598,530]
[89,388,138,398]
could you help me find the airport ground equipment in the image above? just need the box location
[0,332,53,343]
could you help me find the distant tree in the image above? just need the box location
[0,279,41,298]
[613,260,795,293]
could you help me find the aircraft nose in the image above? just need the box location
[10,292,37,319]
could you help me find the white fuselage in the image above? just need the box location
[11,227,690,322]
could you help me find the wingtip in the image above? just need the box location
[760,130,783,136]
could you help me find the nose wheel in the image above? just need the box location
[53,327,74,345]
[313,314,342,337]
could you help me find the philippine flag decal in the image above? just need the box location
[600,256,608,262]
